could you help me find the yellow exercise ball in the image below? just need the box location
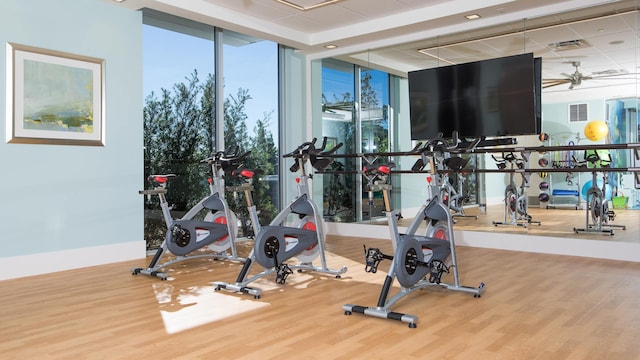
[583,120,609,141]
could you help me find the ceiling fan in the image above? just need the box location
[542,61,635,90]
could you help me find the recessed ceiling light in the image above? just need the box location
[465,14,481,20]
[324,44,338,49]
[113,0,126,2]
[274,0,341,11]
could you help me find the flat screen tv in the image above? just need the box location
[534,56,542,135]
[409,53,541,140]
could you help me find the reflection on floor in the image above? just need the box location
[142,240,357,334]
[152,282,270,334]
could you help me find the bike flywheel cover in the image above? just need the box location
[396,237,429,288]
[295,216,320,263]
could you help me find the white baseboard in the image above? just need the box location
[326,221,398,240]
[5,222,638,281]
[455,230,640,262]
[0,241,146,281]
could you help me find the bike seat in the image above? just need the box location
[363,163,394,176]
[232,168,261,179]
[147,174,177,184]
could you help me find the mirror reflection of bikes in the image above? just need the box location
[574,151,626,235]
[491,152,540,228]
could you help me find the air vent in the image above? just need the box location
[569,103,588,123]
[548,39,590,51]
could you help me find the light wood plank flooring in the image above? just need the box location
[1,237,640,359]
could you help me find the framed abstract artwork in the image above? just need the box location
[6,43,105,146]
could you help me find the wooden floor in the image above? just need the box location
[2,235,640,359]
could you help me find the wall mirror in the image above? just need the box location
[321,0,639,244]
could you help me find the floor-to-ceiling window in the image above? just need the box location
[321,59,356,222]
[222,30,279,236]
[142,12,216,250]
[360,68,389,154]
[321,59,392,222]
[142,13,279,249]
[360,67,390,220]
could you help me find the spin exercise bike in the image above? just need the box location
[131,150,250,280]
[492,152,540,228]
[573,151,626,235]
[440,156,477,220]
[343,138,485,328]
[214,138,348,298]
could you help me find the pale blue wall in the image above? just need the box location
[0,0,142,257]
[392,76,427,210]
[282,48,308,206]
[542,100,606,142]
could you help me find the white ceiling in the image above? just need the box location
[113,0,640,100]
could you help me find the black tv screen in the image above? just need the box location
[534,56,542,134]
[409,53,539,140]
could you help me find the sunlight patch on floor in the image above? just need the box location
[152,283,269,334]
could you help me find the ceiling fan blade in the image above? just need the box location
[587,77,639,80]
[542,78,570,83]
[591,69,619,75]
[543,81,570,89]
[591,72,639,78]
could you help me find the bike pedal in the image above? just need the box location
[428,260,449,283]
[275,264,293,284]
[364,246,383,273]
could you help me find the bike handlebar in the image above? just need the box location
[201,149,251,174]
[282,138,317,158]
[283,137,344,158]
[284,137,344,173]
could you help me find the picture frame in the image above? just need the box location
[6,43,105,146]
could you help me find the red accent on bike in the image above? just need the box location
[207,178,213,185]
[426,176,432,183]
[433,229,447,240]
[240,169,254,178]
[150,175,169,183]
[213,216,229,242]
[301,221,317,251]
[378,165,391,175]
[296,177,301,183]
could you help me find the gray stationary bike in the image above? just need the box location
[491,152,540,228]
[214,138,348,298]
[574,151,626,235]
[343,138,485,328]
[131,150,249,280]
